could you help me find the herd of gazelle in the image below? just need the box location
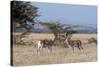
[35,33,85,52]
[35,38,83,53]
[36,38,97,52]
[33,32,97,52]
[13,31,94,53]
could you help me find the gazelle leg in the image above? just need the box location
[72,46,74,51]
[37,47,41,54]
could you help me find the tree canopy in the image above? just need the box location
[39,21,78,42]
[11,1,39,31]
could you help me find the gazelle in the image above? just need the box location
[64,38,83,51]
[36,39,53,53]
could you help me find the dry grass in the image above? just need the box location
[12,33,97,66]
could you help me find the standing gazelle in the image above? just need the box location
[64,38,83,51]
[36,39,53,53]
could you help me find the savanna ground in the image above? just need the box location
[12,33,97,66]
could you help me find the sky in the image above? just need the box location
[31,2,97,28]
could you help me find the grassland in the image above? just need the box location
[12,33,97,66]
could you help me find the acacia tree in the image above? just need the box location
[11,1,39,37]
[39,22,61,40]
[39,21,78,46]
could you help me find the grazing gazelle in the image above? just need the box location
[64,38,83,51]
[88,37,97,44]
